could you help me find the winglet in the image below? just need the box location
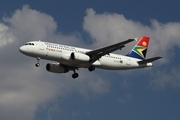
[134,37,138,41]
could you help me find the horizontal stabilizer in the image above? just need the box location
[138,56,162,64]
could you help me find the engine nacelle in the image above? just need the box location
[71,52,90,61]
[46,63,68,73]
[61,52,90,62]
[61,53,71,60]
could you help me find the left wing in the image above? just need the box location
[86,38,137,63]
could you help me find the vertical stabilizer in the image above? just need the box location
[126,36,150,60]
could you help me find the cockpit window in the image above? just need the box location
[25,43,34,45]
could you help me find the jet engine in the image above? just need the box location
[70,52,90,61]
[62,52,90,62]
[46,63,69,73]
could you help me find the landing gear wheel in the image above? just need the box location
[72,73,79,79]
[35,57,40,67]
[35,63,40,67]
[88,66,95,72]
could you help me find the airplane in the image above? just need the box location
[19,36,162,78]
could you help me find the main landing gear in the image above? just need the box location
[72,66,95,79]
[72,70,79,79]
[35,57,40,67]
[72,73,79,79]
[88,66,95,72]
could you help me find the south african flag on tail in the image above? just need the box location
[126,36,150,60]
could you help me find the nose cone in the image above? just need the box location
[19,46,26,54]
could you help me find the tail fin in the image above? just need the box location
[126,36,150,60]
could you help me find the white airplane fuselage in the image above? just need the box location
[19,41,152,71]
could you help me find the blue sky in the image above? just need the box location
[2,0,180,32]
[0,1,180,120]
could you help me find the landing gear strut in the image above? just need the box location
[72,70,79,79]
[35,57,40,67]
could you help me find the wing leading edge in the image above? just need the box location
[86,38,137,63]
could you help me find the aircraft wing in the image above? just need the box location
[86,38,137,63]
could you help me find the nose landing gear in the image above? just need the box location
[35,57,40,67]
[35,63,40,67]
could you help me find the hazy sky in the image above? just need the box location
[0,1,180,120]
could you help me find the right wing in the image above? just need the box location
[86,38,137,63]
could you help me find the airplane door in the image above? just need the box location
[127,58,131,66]
[39,41,44,50]
[38,41,46,56]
